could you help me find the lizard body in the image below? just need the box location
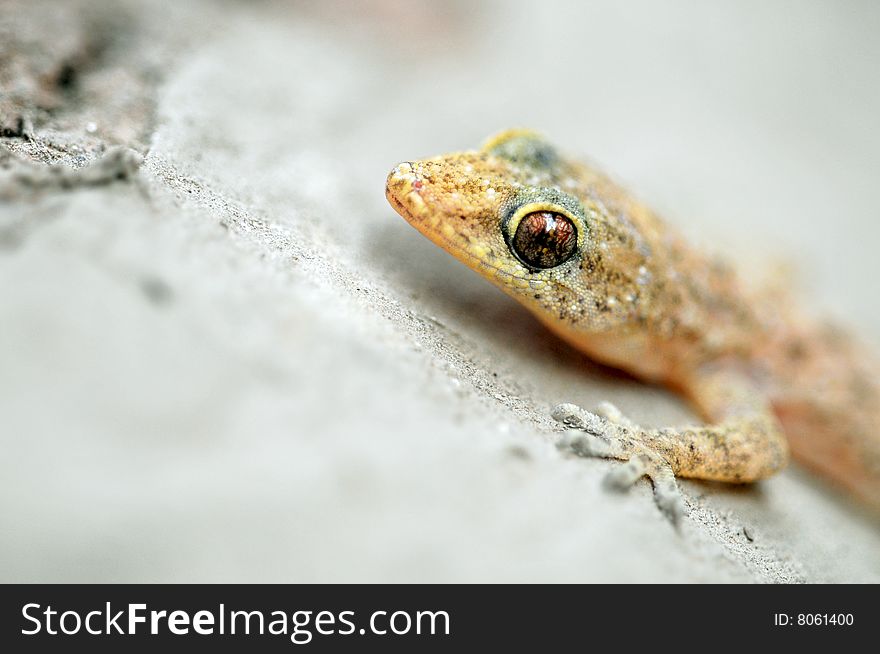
[386,129,880,520]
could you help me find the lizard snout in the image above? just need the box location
[386,161,429,224]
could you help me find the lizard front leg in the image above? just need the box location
[554,366,790,525]
[554,403,688,525]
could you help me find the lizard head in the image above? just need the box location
[386,129,633,337]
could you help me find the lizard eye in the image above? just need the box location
[511,211,577,269]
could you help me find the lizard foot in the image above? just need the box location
[553,402,685,527]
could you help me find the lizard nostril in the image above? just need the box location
[388,161,418,187]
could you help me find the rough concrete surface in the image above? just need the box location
[1,0,879,582]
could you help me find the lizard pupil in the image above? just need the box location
[511,211,577,269]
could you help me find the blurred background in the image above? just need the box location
[1,0,879,582]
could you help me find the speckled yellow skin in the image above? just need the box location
[387,130,880,511]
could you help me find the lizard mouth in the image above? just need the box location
[385,180,418,224]
[385,162,431,227]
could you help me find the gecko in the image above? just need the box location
[385,129,880,524]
